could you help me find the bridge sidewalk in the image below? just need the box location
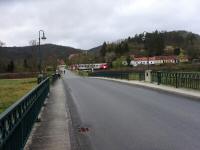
[93,77,200,99]
[25,79,71,150]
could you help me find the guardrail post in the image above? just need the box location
[157,71,161,85]
[175,73,178,88]
[145,70,152,82]
[139,72,142,81]
[127,73,130,80]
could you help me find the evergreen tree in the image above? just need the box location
[100,42,107,57]
[115,43,122,55]
[145,31,165,56]
[174,48,181,55]
[128,36,131,42]
[23,59,29,69]
[123,42,129,53]
[126,56,131,66]
[7,60,15,72]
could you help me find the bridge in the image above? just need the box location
[1,70,200,150]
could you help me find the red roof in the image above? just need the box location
[57,59,65,65]
[134,56,178,61]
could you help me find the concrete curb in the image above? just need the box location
[25,79,71,150]
[91,77,200,100]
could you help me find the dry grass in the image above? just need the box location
[0,78,37,114]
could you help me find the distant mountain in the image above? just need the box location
[0,44,81,61]
[0,44,82,72]
[88,45,102,55]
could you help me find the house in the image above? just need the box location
[159,56,177,63]
[178,55,189,63]
[68,53,80,60]
[57,59,66,72]
[130,55,179,66]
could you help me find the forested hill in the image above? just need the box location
[0,44,81,72]
[88,45,102,54]
[98,30,200,59]
[0,44,81,61]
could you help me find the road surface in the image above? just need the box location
[63,71,200,150]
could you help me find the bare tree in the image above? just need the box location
[29,40,37,46]
[105,52,116,63]
[0,40,5,47]
[29,40,37,72]
[0,41,6,72]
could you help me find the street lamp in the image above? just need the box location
[38,30,47,73]
[142,31,150,70]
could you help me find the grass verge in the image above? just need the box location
[0,78,37,114]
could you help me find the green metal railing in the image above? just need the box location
[90,71,145,81]
[152,72,200,90]
[90,71,200,90]
[0,78,50,150]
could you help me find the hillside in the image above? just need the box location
[1,44,81,60]
[128,30,200,56]
[1,30,200,72]
[98,30,200,59]
[0,44,82,72]
[88,45,102,55]
[67,30,200,67]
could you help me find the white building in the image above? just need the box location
[130,56,183,66]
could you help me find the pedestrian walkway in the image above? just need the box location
[25,79,71,150]
[93,77,200,99]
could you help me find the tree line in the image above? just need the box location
[128,30,200,58]
[97,30,200,69]
[0,40,40,73]
[68,30,200,69]
[0,41,75,73]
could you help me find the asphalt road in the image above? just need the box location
[63,71,200,150]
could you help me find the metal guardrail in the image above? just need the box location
[151,71,158,83]
[152,72,200,90]
[90,71,145,81]
[0,78,50,150]
[91,71,200,90]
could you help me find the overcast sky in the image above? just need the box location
[0,0,200,49]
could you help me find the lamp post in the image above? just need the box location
[38,30,47,73]
[142,31,149,70]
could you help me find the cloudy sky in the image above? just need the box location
[0,0,200,49]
